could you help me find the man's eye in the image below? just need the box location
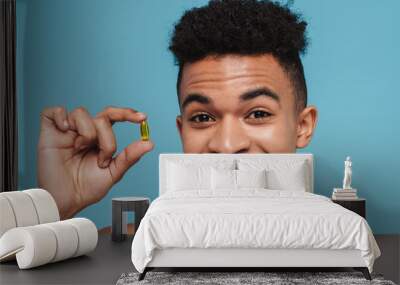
[247,110,272,119]
[189,113,215,123]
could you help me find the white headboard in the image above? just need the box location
[159,153,314,195]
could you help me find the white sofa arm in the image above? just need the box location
[0,189,60,237]
[0,218,98,269]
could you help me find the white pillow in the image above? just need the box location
[166,158,236,171]
[211,168,268,190]
[266,164,307,191]
[167,162,212,191]
[211,168,236,190]
[237,159,309,191]
[236,169,267,189]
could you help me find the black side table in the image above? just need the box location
[112,197,150,242]
[332,198,366,218]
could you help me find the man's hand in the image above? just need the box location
[37,106,154,219]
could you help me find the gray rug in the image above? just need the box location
[116,271,396,285]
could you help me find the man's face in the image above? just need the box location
[176,54,317,153]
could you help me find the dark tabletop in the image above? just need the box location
[0,232,134,285]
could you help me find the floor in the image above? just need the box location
[0,233,134,284]
[0,231,398,284]
[374,234,400,284]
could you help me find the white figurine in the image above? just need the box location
[342,156,352,189]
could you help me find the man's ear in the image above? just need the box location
[296,105,318,148]
[176,115,183,140]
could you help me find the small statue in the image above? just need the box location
[342,156,352,189]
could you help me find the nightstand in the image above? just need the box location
[112,197,150,242]
[332,198,366,218]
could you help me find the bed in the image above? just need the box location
[131,153,380,280]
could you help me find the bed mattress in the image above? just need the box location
[131,190,380,273]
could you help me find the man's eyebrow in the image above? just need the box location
[181,93,212,110]
[239,87,280,103]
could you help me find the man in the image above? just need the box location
[38,0,317,219]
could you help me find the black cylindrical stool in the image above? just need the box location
[112,197,149,242]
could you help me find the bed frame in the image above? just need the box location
[139,154,371,281]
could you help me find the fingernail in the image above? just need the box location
[144,141,154,150]
[63,120,69,128]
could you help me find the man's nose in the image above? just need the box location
[207,116,251,153]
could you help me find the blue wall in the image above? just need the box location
[16,0,400,233]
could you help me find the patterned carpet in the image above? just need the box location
[117,271,396,285]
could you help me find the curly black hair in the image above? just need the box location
[169,0,309,111]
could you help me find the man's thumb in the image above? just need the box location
[110,140,154,183]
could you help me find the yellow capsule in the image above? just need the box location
[140,120,150,141]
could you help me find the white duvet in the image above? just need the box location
[131,190,380,273]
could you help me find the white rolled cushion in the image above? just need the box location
[0,218,97,269]
[0,196,17,237]
[0,226,57,269]
[1,191,39,227]
[42,221,79,262]
[23,189,60,224]
[211,168,237,190]
[167,162,212,191]
[64,218,98,257]
[236,169,267,189]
